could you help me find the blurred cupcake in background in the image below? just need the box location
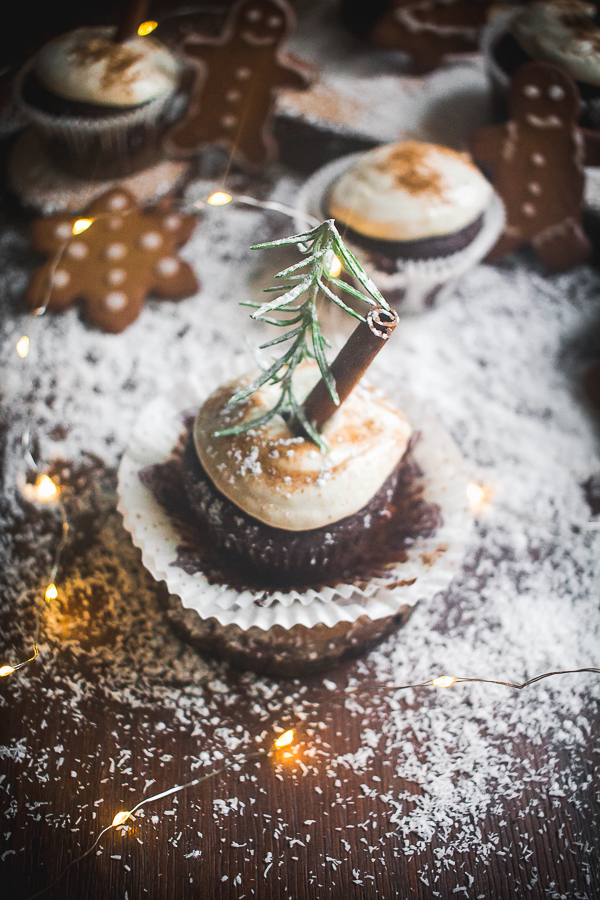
[297,141,504,313]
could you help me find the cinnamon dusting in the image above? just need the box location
[378,142,445,196]
[68,37,145,90]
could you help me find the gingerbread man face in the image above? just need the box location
[509,61,579,129]
[236,0,288,45]
[25,189,199,333]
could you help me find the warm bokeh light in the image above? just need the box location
[137,21,158,35]
[467,482,486,509]
[274,729,294,748]
[112,811,131,827]
[0,665,15,678]
[432,676,456,688]
[328,254,342,278]
[72,218,93,235]
[16,335,30,358]
[34,475,58,502]
[207,191,233,206]
[45,583,58,602]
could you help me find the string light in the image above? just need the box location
[71,218,93,235]
[467,482,487,511]
[45,583,58,602]
[207,191,233,206]
[16,335,29,358]
[327,253,343,278]
[274,729,294,748]
[137,21,158,35]
[0,665,15,677]
[33,474,58,502]
[111,811,131,827]
[432,675,456,688]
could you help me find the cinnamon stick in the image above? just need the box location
[114,0,149,42]
[302,306,399,433]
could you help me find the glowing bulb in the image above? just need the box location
[16,335,30,358]
[137,20,158,35]
[34,475,58,502]
[432,675,456,688]
[0,665,15,677]
[467,482,486,509]
[328,254,342,278]
[112,811,131,827]
[45,583,58,602]
[274,729,294,748]
[72,218,92,235]
[207,191,233,206]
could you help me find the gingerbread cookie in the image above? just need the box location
[369,0,495,75]
[25,188,198,333]
[167,0,311,167]
[470,61,600,272]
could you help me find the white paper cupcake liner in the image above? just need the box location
[117,368,472,632]
[294,152,505,314]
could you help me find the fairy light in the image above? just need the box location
[137,21,157,35]
[0,665,15,677]
[328,254,343,278]
[274,729,294,748]
[467,482,487,510]
[207,191,233,206]
[432,675,456,688]
[16,335,30,358]
[34,474,58,502]
[45,583,58,602]
[72,218,93,235]
[111,811,131,827]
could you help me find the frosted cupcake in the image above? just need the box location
[16,26,189,179]
[483,0,600,126]
[297,141,504,312]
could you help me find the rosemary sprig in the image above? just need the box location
[214,219,390,452]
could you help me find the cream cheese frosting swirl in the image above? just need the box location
[194,363,412,531]
[511,1,600,88]
[328,141,493,241]
[33,27,181,107]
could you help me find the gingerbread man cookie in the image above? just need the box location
[167,0,311,167]
[370,0,494,75]
[470,61,600,272]
[25,189,198,333]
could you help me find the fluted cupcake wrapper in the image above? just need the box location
[295,152,505,315]
[117,363,472,633]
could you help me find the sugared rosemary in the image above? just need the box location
[214,219,391,452]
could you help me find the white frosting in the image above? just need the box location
[33,27,180,107]
[511,1,600,88]
[328,142,493,241]
[194,363,412,531]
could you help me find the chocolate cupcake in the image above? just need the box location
[297,141,504,312]
[483,1,600,126]
[15,26,190,179]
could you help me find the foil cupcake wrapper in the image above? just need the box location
[294,152,505,314]
[117,368,472,632]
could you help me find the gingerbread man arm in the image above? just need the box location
[582,128,600,167]
[469,124,506,171]
[272,54,312,91]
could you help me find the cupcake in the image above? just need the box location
[15,26,189,180]
[117,219,470,675]
[297,141,504,312]
[483,0,600,126]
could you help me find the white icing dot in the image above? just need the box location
[246,8,261,21]
[107,194,128,210]
[548,84,565,100]
[523,84,540,99]
[156,257,179,276]
[522,203,536,217]
[55,223,72,239]
[528,182,542,196]
[108,217,124,230]
[226,89,242,102]
[236,67,252,80]
[139,232,163,250]
[67,241,88,259]
[104,291,127,311]
[51,269,70,288]
[105,243,127,261]
[268,15,282,27]
[162,215,181,230]
[221,115,237,128]
[531,152,545,166]
[106,268,126,286]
